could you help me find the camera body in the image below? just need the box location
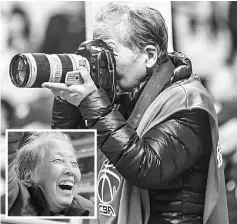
[9,39,116,101]
[76,39,116,101]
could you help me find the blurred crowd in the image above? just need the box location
[1,1,86,131]
[172,2,237,223]
[1,1,237,223]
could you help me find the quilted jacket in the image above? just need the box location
[52,52,213,223]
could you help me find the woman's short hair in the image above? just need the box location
[93,2,169,64]
[15,132,73,180]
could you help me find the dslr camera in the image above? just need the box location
[9,39,117,102]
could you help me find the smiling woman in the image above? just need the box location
[7,131,95,217]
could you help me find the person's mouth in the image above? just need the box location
[58,180,74,192]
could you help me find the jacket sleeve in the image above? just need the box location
[80,89,211,189]
[8,132,24,210]
[52,97,86,129]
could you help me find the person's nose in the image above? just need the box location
[63,167,74,176]
[63,162,74,176]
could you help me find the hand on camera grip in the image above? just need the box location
[42,66,97,107]
[65,70,84,85]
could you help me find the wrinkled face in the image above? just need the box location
[95,31,147,91]
[31,140,81,213]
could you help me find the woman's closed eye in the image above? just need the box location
[71,161,79,168]
[52,158,64,163]
[49,159,79,168]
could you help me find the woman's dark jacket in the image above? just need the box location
[52,52,212,223]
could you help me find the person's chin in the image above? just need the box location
[56,189,74,208]
[53,196,73,212]
[58,198,72,208]
[47,198,71,213]
[57,193,73,206]
[118,82,137,92]
[117,80,133,92]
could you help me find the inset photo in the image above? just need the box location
[5,130,97,219]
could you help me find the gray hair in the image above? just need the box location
[93,2,169,65]
[15,132,73,180]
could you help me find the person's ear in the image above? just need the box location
[23,170,36,187]
[24,169,33,181]
[144,45,158,68]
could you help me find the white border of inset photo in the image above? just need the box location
[4,129,97,221]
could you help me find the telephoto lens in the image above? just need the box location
[9,53,89,88]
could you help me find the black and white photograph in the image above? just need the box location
[6,130,96,219]
[1,1,237,224]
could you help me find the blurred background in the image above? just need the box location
[1,1,237,223]
[172,2,237,223]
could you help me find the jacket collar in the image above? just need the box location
[127,58,174,129]
[26,184,90,216]
[127,51,193,129]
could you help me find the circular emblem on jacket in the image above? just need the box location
[98,159,121,204]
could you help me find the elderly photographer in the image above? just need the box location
[42,3,228,224]
[8,132,93,216]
